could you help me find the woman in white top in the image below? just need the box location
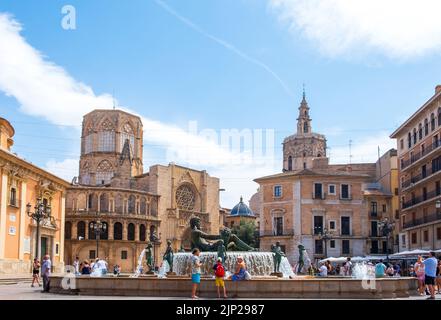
[414,256,426,296]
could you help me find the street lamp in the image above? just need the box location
[318,228,332,258]
[27,198,51,260]
[89,220,107,259]
[379,218,395,262]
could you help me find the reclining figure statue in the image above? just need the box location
[190,216,256,252]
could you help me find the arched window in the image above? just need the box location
[418,123,423,140]
[407,132,412,148]
[81,161,90,185]
[120,123,135,153]
[96,160,113,185]
[88,221,97,240]
[115,194,124,214]
[77,221,86,239]
[65,222,72,240]
[139,224,146,242]
[84,126,94,154]
[288,156,293,171]
[101,222,108,240]
[413,129,417,145]
[438,109,441,126]
[150,225,158,242]
[98,119,115,152]
[140,197,147,215]
[303,122,308,133]
[114,222,123,240]
[425,118,429,136]
[432,113,436,130]
[100,193,109,213]
[128,195,136,214]
[88,193,98,211]
[128,223,135,241]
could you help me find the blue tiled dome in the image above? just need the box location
[230,197,254,216]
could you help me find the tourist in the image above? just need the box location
[41,254,52,293]
[343,258,352,276]
[31,258,41,287]
[319,262,328,277]
[335,264,341,276]
[423,252,438,300]
[191,248,202,299]
[326,260,334,275]
[81,261,91,275]
[436,260,441,294]
[73,256,80,276]
[375,260,387,278]
[415,256,426,295]
[113,265,121,276]
[386,264,395,277]
[393,263,401,277]
[230,256,247,281]
[213,257,227,299]
[408,264,416,277]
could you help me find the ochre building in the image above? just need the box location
[0,118,69,274]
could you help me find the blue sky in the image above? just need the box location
[1,0,441,207]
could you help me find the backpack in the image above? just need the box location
[215,263,225,278]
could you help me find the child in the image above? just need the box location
[191,248,202,299]
[213,257,227,299]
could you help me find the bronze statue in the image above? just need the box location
[271,242,286,274]
[163,240,174,273]
[145,242,154,274]
[217,240,227,264]
[190,216,256,252]
[297,244,306,274]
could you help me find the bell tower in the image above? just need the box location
[283,90,327,171]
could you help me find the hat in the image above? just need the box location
[217,257,222,262]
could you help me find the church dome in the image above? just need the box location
[230,197,254,216]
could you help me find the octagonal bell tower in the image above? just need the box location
[283,91,327,171]
[78,109,144,186]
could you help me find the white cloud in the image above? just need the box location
[0,13,275,208]
[44,158,78,182]
[270,0,441,59]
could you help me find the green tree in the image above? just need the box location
[231,219,259,249]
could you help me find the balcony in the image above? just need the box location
[403,212,441,229]
[401,139,441,171]
[260,229,295,237]
[402,189,441,210]
[401,166,441,190]
[312,192,326,200]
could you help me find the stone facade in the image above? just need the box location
[0,118,69,274]
[391,85,441,252]
[65,110,221,273]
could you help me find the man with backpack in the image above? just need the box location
[213,257,227,299]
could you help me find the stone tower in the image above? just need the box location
[78,110,143,186]
[283,92,327,171]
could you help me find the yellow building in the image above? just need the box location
[0,118,69,274]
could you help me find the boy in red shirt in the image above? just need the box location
[213,257,227,299]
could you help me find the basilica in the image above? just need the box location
[64,109,222,272]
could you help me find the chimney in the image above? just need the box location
[436,85,441,95]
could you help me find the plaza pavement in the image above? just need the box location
[0,283,438,300]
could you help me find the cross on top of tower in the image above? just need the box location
[297,87,311,135]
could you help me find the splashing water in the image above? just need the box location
[173,252,296,278]
[157,260,171,278]
[132,249,147,277]
[352,262,375,279]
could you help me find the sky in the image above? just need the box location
[1,0,441,208]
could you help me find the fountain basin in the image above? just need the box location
[49,275,418,299]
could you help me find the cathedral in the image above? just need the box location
[64,109,221,272]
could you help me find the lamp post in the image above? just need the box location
[318,228,332,258]
[89,220,107,259]
[27,198,51,261]
[379,218,395,263]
